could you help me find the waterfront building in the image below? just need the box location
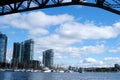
[20,42,25,65]
[20,39,34,66]
[114,64,120,71]
[12,39,34,68]
[12,42,21,66]
[115,64,120,68]
[0,32,7,63]
[43,49,54,68]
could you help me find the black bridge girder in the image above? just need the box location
[0,0,119,16]
[0,0,26,6]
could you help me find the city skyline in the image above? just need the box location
[0,2,120,67]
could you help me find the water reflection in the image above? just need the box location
[13,72,32,80]
[29,72,56,80]
[0,72,16,80]
[0,72,31,80]
[42,73,55,80]
[0,72,120,80]
[0,72,5,80]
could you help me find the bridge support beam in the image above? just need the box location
[0,0,119,16]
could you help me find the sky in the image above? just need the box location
[0,0,120,67]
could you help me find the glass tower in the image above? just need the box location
[22,39,34,65]
[0,32,7,63]
[12,39,34,67]
[43,49,54,68]
[12,42,21,66]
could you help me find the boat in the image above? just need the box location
[44,70,51,72]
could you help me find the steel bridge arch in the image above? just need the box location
[0,0,119,16]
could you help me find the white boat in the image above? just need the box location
[59,70,64,73]
[44,70,51,72]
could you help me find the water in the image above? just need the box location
[0,72,120,80]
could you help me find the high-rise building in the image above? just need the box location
[43,49,54,68]
[22,39,34,66]
[115,64,120,70]
[12,42,21,66]
[12,39,34,67]
[0,32,7,63]
[20,42,25,65]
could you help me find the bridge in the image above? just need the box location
[0,0,119,16]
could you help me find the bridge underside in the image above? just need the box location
[0,0,119,16]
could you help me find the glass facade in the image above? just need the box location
[43,49,54,68]
[12,42,21,65]
[20,42,25,64]
[22,39,34,65]
[0,32,7,63]
[12,39,34,67]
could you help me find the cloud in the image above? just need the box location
[79,44,105,54]
[57,22,120,40]
[83,57,97,63]
[75,57,104,67]
[103,57,120,67]
[33,34,106,58]
[26,12,74,28]
[109,47,120,53]
[78,57,120,67]
[1,11,120,41]
[1,11,120,67]
[29,28,49,36]
[0,11,74,35]
[58,57,120,68]
[104,57,120,63]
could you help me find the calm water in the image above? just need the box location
[0,72,120,80]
